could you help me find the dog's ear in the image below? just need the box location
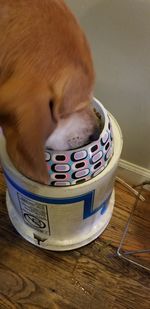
[0,74,55,184]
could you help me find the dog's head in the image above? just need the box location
[0,0,99,184]
[0,66,99,184]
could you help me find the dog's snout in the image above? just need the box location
[89,127,100,142]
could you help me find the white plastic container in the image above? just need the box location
[0,114,122,251]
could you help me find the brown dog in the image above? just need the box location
[0,0,98,184]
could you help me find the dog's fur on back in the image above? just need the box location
[0,0,97,184]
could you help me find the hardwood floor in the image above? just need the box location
[0,168,150,309]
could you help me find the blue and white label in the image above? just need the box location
[4,171,111,237]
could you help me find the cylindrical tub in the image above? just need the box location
[0,114,122,251]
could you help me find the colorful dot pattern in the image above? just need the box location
[45,114,114,187]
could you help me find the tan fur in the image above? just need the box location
[0,0,95,184]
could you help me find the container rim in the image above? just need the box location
[0,112,123,194]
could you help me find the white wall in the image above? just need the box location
[66,0,150,169]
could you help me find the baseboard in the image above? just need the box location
[117,159,150,187]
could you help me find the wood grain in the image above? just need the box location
[0,169,150,309]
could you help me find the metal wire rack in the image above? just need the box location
[116,181,150,272]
